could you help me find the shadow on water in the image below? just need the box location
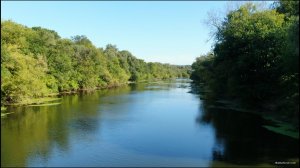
[1,85,133,167]
[1,80,298,167]
[190,83,299,166]
[1,82,184,167]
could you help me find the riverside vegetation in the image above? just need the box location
[1,1,299,166]
[1,1,298,137]
[190,1,299,136]
[1,20,190,108]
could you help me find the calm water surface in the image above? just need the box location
[1,79,298,167]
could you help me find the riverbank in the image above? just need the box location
[1,78,178,109]
[206,99,299,139]
[2,82,129,108]
[191,81,299,139]
[2,79,298,167]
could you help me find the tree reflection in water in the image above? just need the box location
[192,84,299,166]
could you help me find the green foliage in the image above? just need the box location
[214,4,286,104]
[28,102,61,107]
[191,52,215,83]
[1,112,14,118]
[263,124,299,139]
[1,20,190,105]
[275,0,299,19]
[1,44,50,103]
[191,2,299,125]
[1,106,7,111]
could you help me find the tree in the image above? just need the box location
[1,20,190,104]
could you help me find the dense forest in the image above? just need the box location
[1,21,190,106]
[190,1,299,126]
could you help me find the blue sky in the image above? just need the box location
[1,1,272,65]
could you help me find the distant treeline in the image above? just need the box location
[190,1,299,123]
[1,21,190,105]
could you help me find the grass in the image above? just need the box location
[263,125,299,139]
[2,97,62,117]
[28,102,61,107]
[208,100,299,139]
[1,112,14,118]
[208,104,258,114]
[8,97,62,106]
[262,117,299,139]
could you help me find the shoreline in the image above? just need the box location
[1,78,180,107]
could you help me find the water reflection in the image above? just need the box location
[1,106,63,167]
[1,85,133,167]
[1,79,298,167]
[192,84,299,166]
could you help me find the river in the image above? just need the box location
[1,79,298,167]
